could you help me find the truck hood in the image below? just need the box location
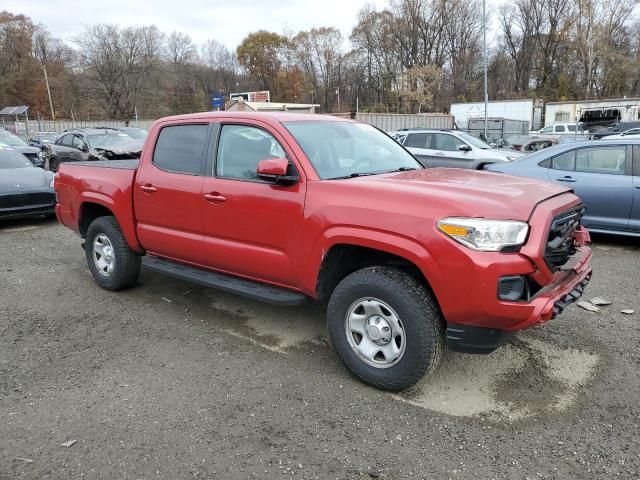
[348,168,571,221]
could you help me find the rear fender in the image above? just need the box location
[79,191,142,253]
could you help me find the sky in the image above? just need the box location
[5,0,394,50]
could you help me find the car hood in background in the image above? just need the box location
[93,139,144,156]
[12,145,41,155]
[0,168,53,192]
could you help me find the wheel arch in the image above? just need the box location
[78,193,143,253]
[309,229,444,305]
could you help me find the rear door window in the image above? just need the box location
[551,150,576,171]
[575,146,627,175]
[152,124,209,175]
[404,133,430,149]
[60,134,74,147]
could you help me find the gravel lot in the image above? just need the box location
[1,218,639,479]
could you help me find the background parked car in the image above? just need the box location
[397,129,523,169]
[46,128,143,171]
[606,128,640,139]
[503,134,558,152]
[28,131,59,147]
[558,134,591,144]
[0,145,55,220]
[485,139,640,236]
[590,121,640,139]
[531,123,587,136]
[0,130,45,168]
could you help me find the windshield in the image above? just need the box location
[0,132,28,147]
[456,131,491,149]
[89,133,133,148]
[284,121,422,179]
[122,128,148,139]
[33,133,58,143]
[0,147,33,169]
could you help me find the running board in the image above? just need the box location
[142,256,307,306]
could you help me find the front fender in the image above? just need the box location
[303,225,445,300]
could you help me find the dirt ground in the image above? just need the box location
[1,218,639,479]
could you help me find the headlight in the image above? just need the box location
[506,155,520,161]
[49,177,55,188]
[437,217,529,251]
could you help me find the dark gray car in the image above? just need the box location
[486,139,640,236]
[0,131,45,168]
[0,146,56,220]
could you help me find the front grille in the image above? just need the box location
[544,206,584,271]
[0,192,55,209]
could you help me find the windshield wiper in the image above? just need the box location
[386,167,418,173]
[329,172,379,180]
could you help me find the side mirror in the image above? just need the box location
[256,158,298,186]
[458,144,472,152]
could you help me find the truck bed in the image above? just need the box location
[70,160,139,170]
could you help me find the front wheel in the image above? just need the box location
[327,267,444,391]
[85,216,141,291]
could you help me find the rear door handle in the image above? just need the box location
[556,176,576,183]
[435,152,446,156]
[204,192,226,203]
[140,184,157,193]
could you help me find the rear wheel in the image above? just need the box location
[327,266,444,391]
[85,216,141,290]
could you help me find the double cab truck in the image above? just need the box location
[55,112,593,391]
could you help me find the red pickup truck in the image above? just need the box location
[55,112,592,391]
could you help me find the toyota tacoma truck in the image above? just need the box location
[54,112,593,391]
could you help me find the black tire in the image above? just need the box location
[327,266,444,391]
[85,216,141,291]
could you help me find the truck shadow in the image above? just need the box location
[136,269,599,422]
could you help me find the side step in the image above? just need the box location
[142,256,307,306]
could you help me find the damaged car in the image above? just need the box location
[45,128,143,171]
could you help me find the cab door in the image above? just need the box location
[432,133,473,168]
[200,120,306,288]
[134,122,211,264]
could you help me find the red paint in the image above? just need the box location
[257,158,288,176]
[55,111,592,333]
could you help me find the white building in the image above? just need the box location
[544,97,640,126]
[450,99,541,130]
[226,98,319,114]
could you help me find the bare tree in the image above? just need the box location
[74,24,164,120]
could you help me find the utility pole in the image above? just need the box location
[483,0,488,141]
[42,65,55,120]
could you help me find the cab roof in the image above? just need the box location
[156,111,353,124]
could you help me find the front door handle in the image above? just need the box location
[140,184,157,193]
[556,176,576,183]
[204,192,226,203]
[435,152,446,156]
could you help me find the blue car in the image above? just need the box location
[486,139,640,236]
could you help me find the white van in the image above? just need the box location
[531,123,586,135]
